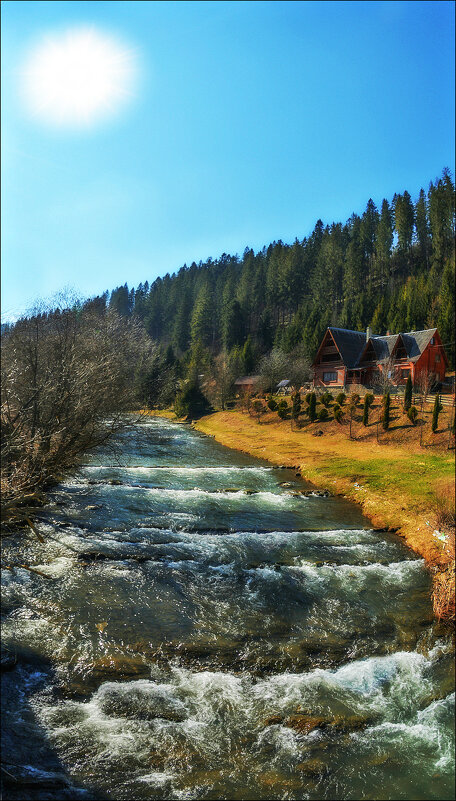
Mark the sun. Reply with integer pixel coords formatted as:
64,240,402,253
21,27,138,129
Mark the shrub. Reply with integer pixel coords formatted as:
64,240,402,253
267,396,278,411
364,392,374,407
407,405,418,425
277,400,289,420
334,406,344,423
305,392,313,404
251,399,265,423
382,392,391,430
318,407,329,421
336,392,346,405
431,394,443,433
320,391,333,407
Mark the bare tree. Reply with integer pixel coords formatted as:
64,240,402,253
258,348,311,394
1,302,154,527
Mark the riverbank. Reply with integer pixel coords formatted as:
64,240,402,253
141,408,455,620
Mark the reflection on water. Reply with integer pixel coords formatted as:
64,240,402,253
2,418,454,800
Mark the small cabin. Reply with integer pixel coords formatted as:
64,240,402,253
234,375,260,395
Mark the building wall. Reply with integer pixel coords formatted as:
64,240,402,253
314,366,346,387
414,343,447,383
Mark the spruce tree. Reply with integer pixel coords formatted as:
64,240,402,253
362,394,370,426
404,375,413,412
242,336,255,374
431,394,443,433
308,392,317,422
292,391,301,421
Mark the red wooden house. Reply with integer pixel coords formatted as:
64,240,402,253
313,327,448,389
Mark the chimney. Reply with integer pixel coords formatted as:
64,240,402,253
366,326,372,341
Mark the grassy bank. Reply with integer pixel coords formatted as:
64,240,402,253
141,406,455,620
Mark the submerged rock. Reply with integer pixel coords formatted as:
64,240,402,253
296,758,329,777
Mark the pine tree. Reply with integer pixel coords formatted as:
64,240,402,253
242,336,255,374
292,391,301,421
403,375,413,411
415,188,431,268
432,394,443,433
190,282,213,349
382,392,391,430
308,392,317,422
394,191,415,255
375,199,393,286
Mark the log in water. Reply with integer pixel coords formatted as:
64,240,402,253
1,417,454,800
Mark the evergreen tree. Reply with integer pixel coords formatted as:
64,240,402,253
291,391,301,421
362,394,370,426
242,336,255,374
375,199,393,286
415,188,431,268
190,282,213,349
431,394,443,433
222,299,244,351
308,392,317,422
394,191,415,255
403,374,413,411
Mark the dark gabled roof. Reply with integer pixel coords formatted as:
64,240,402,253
316,327,442,369
401,328,438,361
369,334,399,361
234,375,260,385
327,328,368,368
368,329,438,364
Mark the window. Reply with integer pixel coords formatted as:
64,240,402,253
430,336,435,344
323,371,337,382
435,354,441,363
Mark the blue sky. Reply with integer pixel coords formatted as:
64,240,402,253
1,0,454,321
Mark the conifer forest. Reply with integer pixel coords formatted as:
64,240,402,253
106,169,454,383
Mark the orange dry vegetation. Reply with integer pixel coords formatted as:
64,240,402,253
194,406,455,621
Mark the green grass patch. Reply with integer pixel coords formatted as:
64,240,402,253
320,453,454,505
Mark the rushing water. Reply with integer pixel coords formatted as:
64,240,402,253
1,418,454,800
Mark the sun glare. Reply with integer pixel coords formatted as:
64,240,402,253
21,27,138,129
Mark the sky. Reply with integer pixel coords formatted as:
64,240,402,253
1,0,455,321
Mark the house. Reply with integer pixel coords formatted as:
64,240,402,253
234,376,260,395
313,327,448,389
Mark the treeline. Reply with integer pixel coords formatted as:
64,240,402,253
99,168,454,373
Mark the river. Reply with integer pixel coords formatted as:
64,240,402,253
1,417,454,800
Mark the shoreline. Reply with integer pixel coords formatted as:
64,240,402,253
141,408,455,621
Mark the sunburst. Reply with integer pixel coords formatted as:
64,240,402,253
21,26,138,129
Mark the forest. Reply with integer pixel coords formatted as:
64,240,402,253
103,167,455,394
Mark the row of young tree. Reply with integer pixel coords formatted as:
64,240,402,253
100,168,454,377
254,381,449,441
